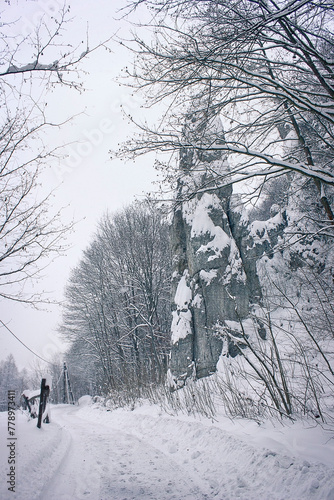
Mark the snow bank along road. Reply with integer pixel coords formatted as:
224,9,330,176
1,400,334,499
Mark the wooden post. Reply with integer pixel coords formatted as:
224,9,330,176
22,395,31,415
63,362,67,404
67,370,75,405
37,378,50,429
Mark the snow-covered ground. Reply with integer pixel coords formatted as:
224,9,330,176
1,399,334,500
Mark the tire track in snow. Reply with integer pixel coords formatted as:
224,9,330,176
44,405,208,500
93,409,334,500
17,420,72,500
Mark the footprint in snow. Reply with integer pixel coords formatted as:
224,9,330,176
168,444,178,454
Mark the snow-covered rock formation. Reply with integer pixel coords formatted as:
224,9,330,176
169,112,286,384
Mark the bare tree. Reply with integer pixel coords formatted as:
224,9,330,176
119,0,334,222
60,201,171,397
0,2,111,303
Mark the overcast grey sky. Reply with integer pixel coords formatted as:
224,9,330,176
0,0,159,371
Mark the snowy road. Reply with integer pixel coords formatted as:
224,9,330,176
1,400,334,499
43,405,207,500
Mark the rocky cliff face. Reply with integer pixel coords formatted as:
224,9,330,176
169,114,287,385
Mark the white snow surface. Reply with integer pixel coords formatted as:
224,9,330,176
199,269,218,285
1,402,334,500
249,212,284,243
171,271,193,343
173,272,192,308
184,194,227,237
171,308,192,343
21,389,40,400
197,227,230,260
186,193,231,261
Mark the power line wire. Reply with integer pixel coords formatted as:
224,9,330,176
0,319,54,366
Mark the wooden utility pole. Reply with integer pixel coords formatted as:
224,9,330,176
63,362,66,404
63,362,75,405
